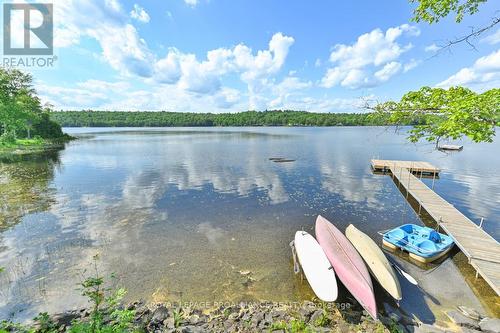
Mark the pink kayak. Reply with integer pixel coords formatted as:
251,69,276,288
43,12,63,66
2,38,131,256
315,215,377,319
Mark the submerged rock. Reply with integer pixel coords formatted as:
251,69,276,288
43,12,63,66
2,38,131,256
51,311,80,328
269,157,296,163
413,323,449,333
151,305,170,323
447,310,480,330
457,306,482,321
479,317,500,333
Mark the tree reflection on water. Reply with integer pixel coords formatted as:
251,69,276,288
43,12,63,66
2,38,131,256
0,149,63,229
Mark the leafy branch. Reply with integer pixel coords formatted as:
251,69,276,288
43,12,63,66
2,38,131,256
368,86,500,148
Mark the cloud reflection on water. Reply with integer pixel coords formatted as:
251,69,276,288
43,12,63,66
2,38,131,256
0,128,497,322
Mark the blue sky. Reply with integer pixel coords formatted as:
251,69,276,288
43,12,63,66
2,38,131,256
8,0,500,112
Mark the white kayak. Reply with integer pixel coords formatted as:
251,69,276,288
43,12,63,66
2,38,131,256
294,231,338,302
345,224,402,301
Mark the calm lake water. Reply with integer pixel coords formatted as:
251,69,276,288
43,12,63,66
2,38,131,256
1,127,498,323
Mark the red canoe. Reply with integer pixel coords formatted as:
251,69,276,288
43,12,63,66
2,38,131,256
315,215,377,319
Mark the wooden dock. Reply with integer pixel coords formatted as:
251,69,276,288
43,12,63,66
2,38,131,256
372,159,500,295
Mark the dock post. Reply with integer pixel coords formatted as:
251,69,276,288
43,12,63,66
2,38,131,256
398,167,402,189
418,200,422,215
479,218,484,229
406,166,411,199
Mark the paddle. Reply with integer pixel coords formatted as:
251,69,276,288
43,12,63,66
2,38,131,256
386,256,418,286
289,240,300,274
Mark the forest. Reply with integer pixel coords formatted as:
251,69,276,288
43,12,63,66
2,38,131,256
50,110,420,127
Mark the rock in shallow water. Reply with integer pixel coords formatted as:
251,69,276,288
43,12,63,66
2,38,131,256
413,323,449,333
446,310,480,330
151,305,169,323
457,306,482,321
479,317,500,333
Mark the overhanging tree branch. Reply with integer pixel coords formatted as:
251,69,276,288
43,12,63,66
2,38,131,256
432,16,500,54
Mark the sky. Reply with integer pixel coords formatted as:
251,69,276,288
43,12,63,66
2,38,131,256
3,0,500,112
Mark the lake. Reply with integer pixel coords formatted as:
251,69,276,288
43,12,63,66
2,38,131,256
0,127,498,323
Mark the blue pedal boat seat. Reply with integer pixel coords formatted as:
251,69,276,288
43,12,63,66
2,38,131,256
382,224,454,263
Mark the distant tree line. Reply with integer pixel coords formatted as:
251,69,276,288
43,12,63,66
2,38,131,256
50,110,428,127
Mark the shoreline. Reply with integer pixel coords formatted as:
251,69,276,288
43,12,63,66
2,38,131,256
0,137,74,158
13,300,401,333
10,299,497,333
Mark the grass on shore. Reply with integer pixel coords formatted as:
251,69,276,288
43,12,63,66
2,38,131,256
0,138,46,148
0,136,73,155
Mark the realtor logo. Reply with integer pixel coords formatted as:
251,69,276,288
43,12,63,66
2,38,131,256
3,3,53,55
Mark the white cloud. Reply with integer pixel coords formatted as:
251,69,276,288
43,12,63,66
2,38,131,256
29,0,373,113
184,0,198,7
148,32,293,99
37,79,246,112
213,88,242,109
177,54,223,94
374,62,402,82
437,50,500,90
153,50,182,84
321,24,418,89
46,0,153,77
49,1,290,90
76,79,131,92
37,85,109,108
19,1,298,111
269,95,371,113
130,4,150,23
403,59,420,72
268,76,312,108
480,29,500,45
90,23,154,77
424,43,440,52
38,75,371,114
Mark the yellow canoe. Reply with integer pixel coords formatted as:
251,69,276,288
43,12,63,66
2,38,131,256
346,224,402,301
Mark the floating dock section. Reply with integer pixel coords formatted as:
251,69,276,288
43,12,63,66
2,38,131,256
371,159,500,295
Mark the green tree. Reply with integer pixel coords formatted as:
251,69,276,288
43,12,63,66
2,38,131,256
409,0,499,49
370,86,499,147
0,68,38,136
410,0,488,23
0,68,64,140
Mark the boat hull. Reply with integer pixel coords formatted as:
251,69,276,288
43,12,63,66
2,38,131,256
315,215,377,319
294,231,338,302
382,240,454,263
346,224,402,300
